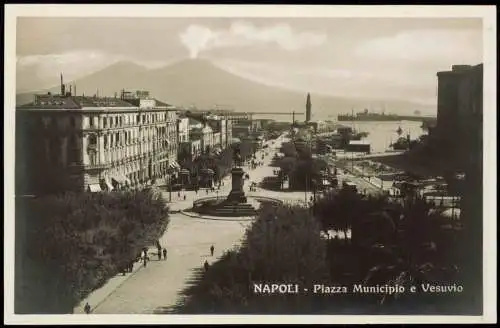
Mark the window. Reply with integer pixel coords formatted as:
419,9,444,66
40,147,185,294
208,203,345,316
137,114,140,124
70,116,76,128
103,117,107,128
88,134,97,147
89,116,94,127
104,135,108,149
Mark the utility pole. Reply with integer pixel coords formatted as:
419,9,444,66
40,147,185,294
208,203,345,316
305,173,308,205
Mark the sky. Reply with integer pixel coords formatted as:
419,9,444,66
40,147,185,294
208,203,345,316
16,17,483,105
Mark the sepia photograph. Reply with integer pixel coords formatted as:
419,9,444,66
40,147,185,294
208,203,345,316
4,4,497,325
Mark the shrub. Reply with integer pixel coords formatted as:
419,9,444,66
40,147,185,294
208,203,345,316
22,189,170,312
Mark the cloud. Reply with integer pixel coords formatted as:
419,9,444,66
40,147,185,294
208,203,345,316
354,29,482,63
213,58,438,105
17,50,121,82
179,21,327,59
16,50,171,91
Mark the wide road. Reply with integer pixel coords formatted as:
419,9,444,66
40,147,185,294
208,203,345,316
93,135,304,314
91,134,354,314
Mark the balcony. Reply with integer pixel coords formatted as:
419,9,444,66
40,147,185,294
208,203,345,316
70,162,111,171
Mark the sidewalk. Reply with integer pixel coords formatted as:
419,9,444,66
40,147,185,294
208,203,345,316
73,245,160,314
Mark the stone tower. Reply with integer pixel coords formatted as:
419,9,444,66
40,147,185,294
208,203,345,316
306,93,311,122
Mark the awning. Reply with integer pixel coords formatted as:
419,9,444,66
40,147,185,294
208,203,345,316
179,169,190,174
105,177,114,191
112,174,129,185
169,161,180,170
88,184,102,192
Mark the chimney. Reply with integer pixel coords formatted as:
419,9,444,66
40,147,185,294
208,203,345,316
60,73,65,96
305,92,312,122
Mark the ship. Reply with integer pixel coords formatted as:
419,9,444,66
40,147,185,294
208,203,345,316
338,108,436,123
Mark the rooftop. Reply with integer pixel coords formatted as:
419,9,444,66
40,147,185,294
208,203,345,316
17,93,174,111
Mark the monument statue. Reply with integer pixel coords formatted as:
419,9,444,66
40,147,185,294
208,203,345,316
233,144,243,167
227,143,246,203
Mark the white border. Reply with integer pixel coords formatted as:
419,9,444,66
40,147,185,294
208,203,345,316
4,4,497,325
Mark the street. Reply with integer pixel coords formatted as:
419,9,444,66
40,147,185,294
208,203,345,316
87,134,382,314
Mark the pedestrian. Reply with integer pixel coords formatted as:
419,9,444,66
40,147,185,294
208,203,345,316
183,194,187,201
210,245,214,256
84,302,91,314
177,191,181,198
157,249,162,261
204,260,209,272
143,254,148,267
163,248,167,260
195,188,198,195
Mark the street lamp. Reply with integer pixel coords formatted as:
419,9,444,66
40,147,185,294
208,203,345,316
166,174,172,202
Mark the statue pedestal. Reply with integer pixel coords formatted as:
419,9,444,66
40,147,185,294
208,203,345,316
226,167,247,203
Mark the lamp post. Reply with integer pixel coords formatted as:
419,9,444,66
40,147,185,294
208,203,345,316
167,174,172,202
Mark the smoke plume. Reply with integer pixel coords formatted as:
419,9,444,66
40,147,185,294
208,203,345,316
179,21,327,59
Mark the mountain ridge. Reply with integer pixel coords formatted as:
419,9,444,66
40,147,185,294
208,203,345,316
16,59,435,117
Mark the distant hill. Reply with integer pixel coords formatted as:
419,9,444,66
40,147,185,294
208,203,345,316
16,59,434,118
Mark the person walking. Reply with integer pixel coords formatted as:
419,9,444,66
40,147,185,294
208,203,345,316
163,248,167,260
84,302,91,314
204,260,209,272
210,245,214,257
129,260,134,272
177,191,181,198
157,248,162,261
183,194,187,201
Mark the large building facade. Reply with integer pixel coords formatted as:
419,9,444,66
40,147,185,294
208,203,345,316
435,64,483,168
16,90,179,195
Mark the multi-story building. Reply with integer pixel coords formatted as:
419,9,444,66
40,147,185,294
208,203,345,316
16,86,179,195
177,117,190,143
435,64,483,168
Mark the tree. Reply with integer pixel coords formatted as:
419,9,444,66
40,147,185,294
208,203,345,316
23,189,170,312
